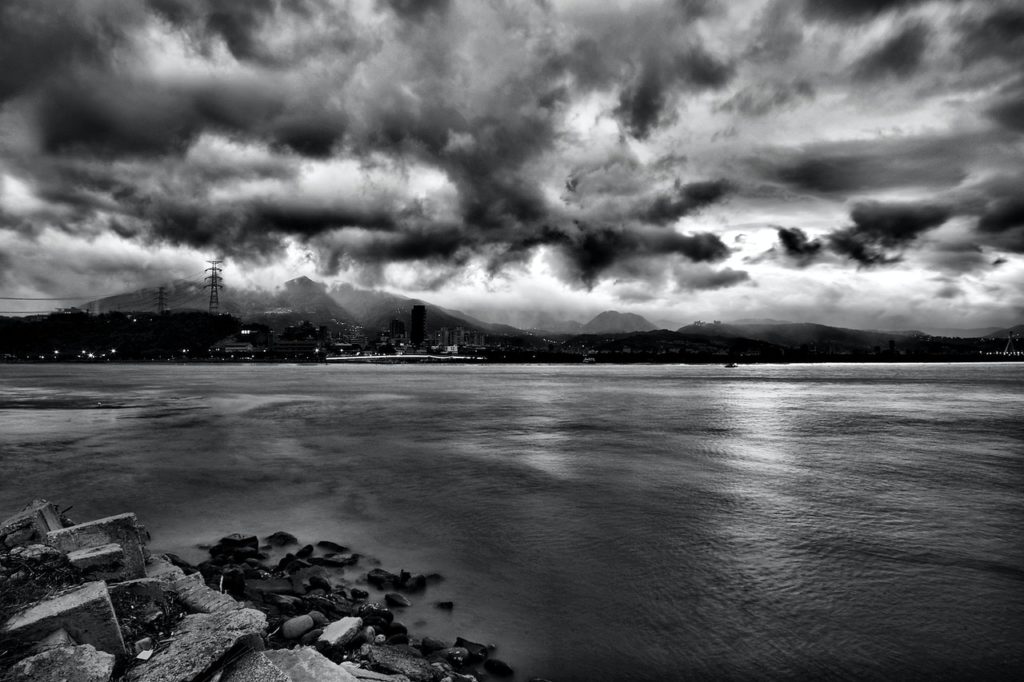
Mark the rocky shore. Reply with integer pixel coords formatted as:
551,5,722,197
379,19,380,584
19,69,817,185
0,500,547,682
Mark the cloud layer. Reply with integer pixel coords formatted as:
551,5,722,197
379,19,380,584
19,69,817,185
1,0,1023,328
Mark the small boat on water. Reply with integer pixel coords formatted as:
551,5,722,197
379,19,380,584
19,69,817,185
724,362,738,368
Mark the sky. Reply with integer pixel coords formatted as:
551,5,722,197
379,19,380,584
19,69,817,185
1,0,1023,331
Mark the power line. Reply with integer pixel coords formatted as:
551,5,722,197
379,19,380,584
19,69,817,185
205,260,223,315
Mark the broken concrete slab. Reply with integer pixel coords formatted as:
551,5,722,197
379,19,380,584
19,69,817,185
46,513,146,580
266,647,361,682
35,627,76,652
10,643,116,682
1,499,64,547
67,543,128,582
126,608,267,682
169,572,242,614
316,616,363,660
2,581,126,655
218,649,291,682
144,554,187,583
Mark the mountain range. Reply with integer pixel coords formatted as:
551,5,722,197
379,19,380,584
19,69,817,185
80,277,1021,349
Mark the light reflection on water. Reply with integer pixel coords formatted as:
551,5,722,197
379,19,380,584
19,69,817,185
1,363,1023,681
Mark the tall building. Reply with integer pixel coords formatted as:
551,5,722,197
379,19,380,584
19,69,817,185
411,304,426,346
389,319,406,339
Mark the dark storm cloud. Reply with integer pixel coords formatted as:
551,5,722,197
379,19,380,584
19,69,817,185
756,135,972,195
378,0,451,20
803,0,956,23
147,0,278,63
956,6,1024,64
640,179,732,225
828,200,951,265
34,72,346,158
778,227,823,262
541,223,731,288
851,22,930,81
0,0,138,103
986,79,1024,134
615,47,734,139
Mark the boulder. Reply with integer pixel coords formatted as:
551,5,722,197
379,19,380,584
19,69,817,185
10,643,115,682
281,614,315,639
266,531,299,547
126,608,266,682
364,645,436,682
2,581,126,655
483,659,514,676
367,568,399,587
316,540,348,553
218,534,259,551
295,544,315,559
266,647,361,682
419,637,449,654
385,593,411,608
453,637,488,663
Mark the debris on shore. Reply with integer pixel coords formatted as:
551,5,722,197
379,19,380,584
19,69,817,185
1,500,543,682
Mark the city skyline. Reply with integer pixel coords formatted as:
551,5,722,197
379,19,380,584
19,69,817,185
1,0,1023,330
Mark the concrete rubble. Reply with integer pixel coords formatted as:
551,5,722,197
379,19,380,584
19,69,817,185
0,499,531,681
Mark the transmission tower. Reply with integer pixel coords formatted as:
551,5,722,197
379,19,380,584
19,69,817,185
1005,334,1018,355
156,286,168,315
204,260,223,315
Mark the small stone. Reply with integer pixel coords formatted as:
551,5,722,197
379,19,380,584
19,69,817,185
385,593,411,607
316,616,364,659
367,568,399,587
439,647,469,666
296,544,315,559
350,588,369,600
454,637,488,663
282,614,315,639
434,601,454,610
387,633,409,645
374,634,387,644
316,540,347,553
309,610,329,627
219,533,259,550
420,637,449,653
484,659,514,676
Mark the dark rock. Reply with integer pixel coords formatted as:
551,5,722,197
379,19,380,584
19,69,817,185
350,588,369,601
387,633,410,645
385,593,411,608
219,533,259,550
276,553,296,571
316,540,347,553
284,558,311,574
246,578,295,596
484,659,514,676
367,568,400,587
435,601,454,610
436,646,469,666
295,544,314,559
308,575,332,593
309,556,349,568
400,573,427,592
399,569,411,585
387,621,408,637
263,593,304,612
222,567,246,599
266,531,299,546
420,636,449,653
455,637,488,663
308,610,329,627
425,572,444,583
300,627,324,646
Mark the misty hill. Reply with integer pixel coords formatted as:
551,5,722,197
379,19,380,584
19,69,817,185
581,311,658,334
675,321,919,352
987,324,1024,339
220,277,356,330
85,281,207,315
328,283,520,336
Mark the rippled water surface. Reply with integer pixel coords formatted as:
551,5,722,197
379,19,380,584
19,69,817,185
2,363,1023,680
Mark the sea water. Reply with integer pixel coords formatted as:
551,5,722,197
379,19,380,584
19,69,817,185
1,363,1022,680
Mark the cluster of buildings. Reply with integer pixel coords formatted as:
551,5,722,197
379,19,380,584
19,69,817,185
209,304,492,359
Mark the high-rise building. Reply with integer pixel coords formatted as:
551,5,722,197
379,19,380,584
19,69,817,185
389,319,406,339
411,304,426,346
